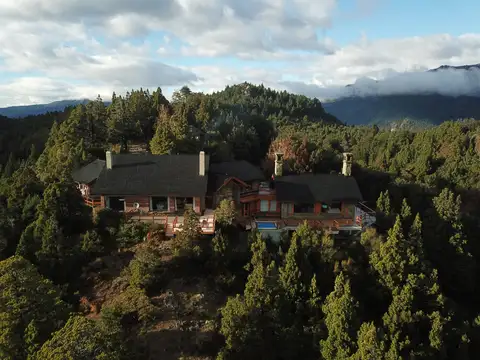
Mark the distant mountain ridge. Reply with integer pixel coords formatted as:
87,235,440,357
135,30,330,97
323,94,480,127
0,99,93,118
429,64,480,72
324,63,480,126
3,63,480,126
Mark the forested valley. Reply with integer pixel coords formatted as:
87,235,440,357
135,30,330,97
1,82,480,359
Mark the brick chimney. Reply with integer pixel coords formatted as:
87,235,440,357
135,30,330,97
274,153,284,177
106,151,113,170
342,152,352,176
199,151,206,176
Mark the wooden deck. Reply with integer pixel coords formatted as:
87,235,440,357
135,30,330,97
125,209,216,236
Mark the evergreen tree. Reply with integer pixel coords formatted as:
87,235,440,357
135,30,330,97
353,322,385,360
279,236,305,302
429,188,476,298
370,216,410,291
107,95,141,151
34,315,126,360
174,208,201,257
376,190,391,216
219,232,281,359
320,272,359,360
0,256,70,360
2,153,15,178
21,182,92,281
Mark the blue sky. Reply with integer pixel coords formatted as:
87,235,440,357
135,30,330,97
0,0,479,106
332,0,480,44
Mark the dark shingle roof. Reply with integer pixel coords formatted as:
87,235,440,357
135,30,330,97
209,160,264,182
275,174,363,203
72,159,106,184
208,160,265,193
90,153,208,196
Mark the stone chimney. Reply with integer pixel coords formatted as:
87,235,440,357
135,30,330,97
342,152,352,176
106,151,113,170
274,153,284,177
199,151,206,176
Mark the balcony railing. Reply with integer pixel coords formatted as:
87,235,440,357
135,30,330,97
84,197,102,207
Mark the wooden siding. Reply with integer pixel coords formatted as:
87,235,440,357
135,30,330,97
168,197,176,212
243,200,358,220
194,197,201,213
215,182,243,207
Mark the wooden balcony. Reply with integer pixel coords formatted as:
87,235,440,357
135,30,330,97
125,209,216,236
84,197,102,207
240,182,276,202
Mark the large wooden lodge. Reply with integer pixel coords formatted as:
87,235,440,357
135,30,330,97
73,151,375,239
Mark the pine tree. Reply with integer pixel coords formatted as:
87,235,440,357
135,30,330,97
219,232,281,359
0,256,70,360
407,213,427,271
370,216,410,291
376,190,391,216
174,208,201,257
35,107,88,182
430,188,476,298
150,122,174,155
2,153,15,178
400,198,412,220
353,322,385,360
279,235,306,302
320,272,359,360
244,232,277,308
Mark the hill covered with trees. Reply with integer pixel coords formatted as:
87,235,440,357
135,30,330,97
0,83,480,359
323,93,480,127
0,99,95,118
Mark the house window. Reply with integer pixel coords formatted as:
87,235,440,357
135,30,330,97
260,200,269,212
328,201,342,214
286,203,294,214
294,203,315,213
269,200,277,212
151,196,168,211
107,196,125,212
176,197,193,212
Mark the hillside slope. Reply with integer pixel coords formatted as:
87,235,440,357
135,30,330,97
210,82,340,125
0,99,92,118
324,94,480,126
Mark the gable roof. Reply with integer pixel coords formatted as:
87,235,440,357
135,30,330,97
275,173,363,203
209,160,264,182
90,153,209,197
72,159,106,184
208,160,265,193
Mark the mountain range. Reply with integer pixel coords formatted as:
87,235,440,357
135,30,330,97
0,99,92,118
1,64,480,125
323,64,480,126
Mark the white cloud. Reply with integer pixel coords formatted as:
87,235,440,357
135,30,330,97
0,0,480,107
279,33,480,99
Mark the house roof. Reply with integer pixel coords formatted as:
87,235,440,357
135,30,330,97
208,160,265,193
209,160,264,182
90,153,209,197
72,159,106,184
275,173,363,203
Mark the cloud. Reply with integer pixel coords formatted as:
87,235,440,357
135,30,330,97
0,1,480,107
0,0,337,56
278,34,480,99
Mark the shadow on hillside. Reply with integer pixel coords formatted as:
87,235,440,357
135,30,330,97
145,328,222,360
